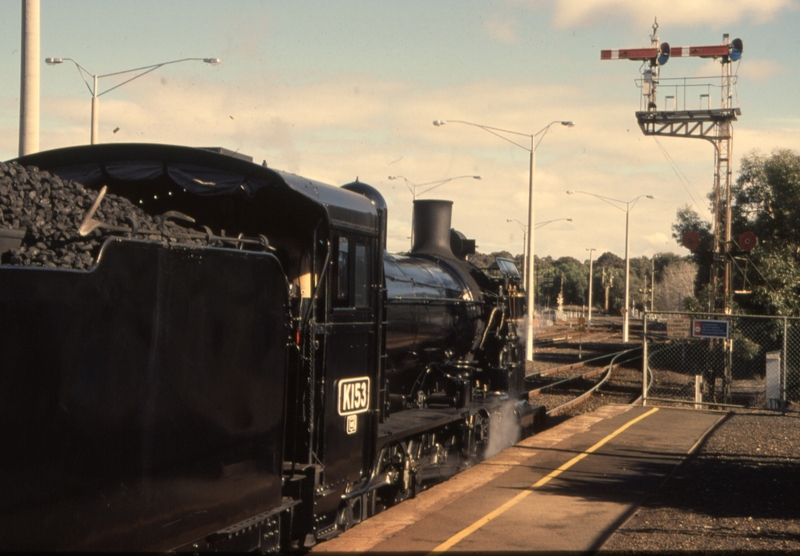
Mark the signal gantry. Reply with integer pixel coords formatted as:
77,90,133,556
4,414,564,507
602,19,744,313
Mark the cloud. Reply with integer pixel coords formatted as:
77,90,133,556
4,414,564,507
738,58,786,82
25,72,706,259
482,13,519,44
21,58,800,261
549,0,796,28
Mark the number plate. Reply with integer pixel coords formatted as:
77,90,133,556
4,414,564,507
338,377,370,416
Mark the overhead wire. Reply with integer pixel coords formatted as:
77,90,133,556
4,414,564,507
652,137,714,222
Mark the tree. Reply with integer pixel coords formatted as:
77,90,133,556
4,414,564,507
673,148,800,316
552,256,588,306
672,204,714,293
653,259,697,311
653,252,685,277
596,251,624,270
469,250,515,269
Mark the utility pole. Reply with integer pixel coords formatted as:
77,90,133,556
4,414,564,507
586,248,596,324
602,267,614,312
651,259,655,311
19,0,40,156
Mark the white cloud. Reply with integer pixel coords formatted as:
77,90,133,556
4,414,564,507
737,58,786,82
550,0,796,28
12,56,796,261
482,13,519,43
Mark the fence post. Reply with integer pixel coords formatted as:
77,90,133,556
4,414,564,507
642,311,648,405
783,317,788,415
724,316,733,404
695,375,703,409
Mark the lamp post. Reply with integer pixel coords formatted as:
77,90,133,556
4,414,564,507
44,56,221,144
434,119,574,362
566,191,654,342
586,247,596,324
388,174,481,248
535,218,573,230
507,217,572,312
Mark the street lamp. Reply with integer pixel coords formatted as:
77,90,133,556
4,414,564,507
586,247,596,324
388,174,481,201
434,118,574,362
566,191,654,342
508,217,572,309
535,217,572,230
44,56,221,144
388,174,481,248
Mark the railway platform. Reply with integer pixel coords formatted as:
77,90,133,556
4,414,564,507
313,404,726,553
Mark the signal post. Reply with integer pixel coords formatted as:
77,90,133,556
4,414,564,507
601,20,744,314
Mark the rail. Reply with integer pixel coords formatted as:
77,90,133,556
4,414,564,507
526,347,642,416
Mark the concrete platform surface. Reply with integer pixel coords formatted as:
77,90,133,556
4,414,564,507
313,404,726,553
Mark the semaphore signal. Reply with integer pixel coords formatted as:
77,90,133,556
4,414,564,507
601,19,744,314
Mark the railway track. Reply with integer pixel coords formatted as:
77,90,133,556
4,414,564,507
526,345,645,419
533,324,620,351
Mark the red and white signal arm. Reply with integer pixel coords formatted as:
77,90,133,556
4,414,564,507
338,377,370,416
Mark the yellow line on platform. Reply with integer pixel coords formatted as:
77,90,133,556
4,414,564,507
428,407,660,554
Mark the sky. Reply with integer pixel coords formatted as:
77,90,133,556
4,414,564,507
2,0,800,261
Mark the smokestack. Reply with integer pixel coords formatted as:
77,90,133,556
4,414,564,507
411,199,455,258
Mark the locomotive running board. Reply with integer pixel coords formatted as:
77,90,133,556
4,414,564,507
377,407,469,450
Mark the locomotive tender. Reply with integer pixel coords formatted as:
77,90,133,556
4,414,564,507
0,144,544,552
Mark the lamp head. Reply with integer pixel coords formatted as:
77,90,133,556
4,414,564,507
203,58,221,65
566,218,573,221
473,175,481,180
566,190,575,195
45,57,63,65
646,195,654,199
561,121,575,127
432,120,446,126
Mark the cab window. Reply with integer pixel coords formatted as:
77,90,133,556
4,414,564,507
334,236,371,309
354,243,369,308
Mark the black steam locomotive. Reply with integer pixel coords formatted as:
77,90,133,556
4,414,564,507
0,143,543,552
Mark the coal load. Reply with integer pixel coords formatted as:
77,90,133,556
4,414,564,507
0,161,205,270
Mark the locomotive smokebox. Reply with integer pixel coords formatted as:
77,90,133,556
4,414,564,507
411,199,455,258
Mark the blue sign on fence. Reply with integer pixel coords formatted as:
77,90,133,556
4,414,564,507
691,319,729,339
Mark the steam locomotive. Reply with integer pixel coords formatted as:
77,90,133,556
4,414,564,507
0,143,544,552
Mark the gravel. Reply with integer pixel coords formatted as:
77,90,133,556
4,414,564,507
601,409,800,552
528,329,800,552
0,161,206,269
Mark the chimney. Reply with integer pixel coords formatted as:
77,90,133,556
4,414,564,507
411,199,455,258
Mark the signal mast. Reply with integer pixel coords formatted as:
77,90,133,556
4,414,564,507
601,20,744,313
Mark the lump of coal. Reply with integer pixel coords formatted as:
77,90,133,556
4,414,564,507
0,161,205,269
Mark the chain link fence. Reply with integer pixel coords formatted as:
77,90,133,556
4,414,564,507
643,311,800,412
